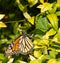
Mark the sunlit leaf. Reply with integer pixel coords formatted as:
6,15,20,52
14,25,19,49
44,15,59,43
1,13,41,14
57,0,60,3
56,11,60,16
34,45,42,49
0,61,2,63
34,50,41,58
49,3,57,14
33,35,49,46
49,50,58,58
56,0,60,8
53,28,60,42
30,59,42,63
0,21,7,28
39,0,44,3
46,28,56,36
0,14,5,20
29,55,36,60
28,0,38,7
28,16,35,25
33,39,39,45
19,61,27,63
16,0,25,12
0,54,5,60
7,58,14,63
23,12,31,19
56,4,60,8
47,14,58,31
37,2,53,12
44,55,53,59
47,59,57,63
42,35,49,45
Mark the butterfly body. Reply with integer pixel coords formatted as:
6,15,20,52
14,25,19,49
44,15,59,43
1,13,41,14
5,34,33,56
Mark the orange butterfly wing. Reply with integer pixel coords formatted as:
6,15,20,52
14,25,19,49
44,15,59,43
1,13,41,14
5,35,33,56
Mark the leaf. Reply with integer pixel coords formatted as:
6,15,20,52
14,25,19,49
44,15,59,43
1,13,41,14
0,21,7,28
45,55,53,59
34,50,41,58
8,13,15,19
0,14,5,20
53,28,60,42
7,58,14,63
56,0,60,8
49,50,58,58
28,0,38,7
27,16,35,25
23,12,31,19
30,59,42,63
49,3,57,14
41,35,49,45
0,54,5,60
47,59,57,63
23,12,35,25
36,16,50,32
29,55,36,60
19,61,27,63
56,11,60,16
39,0,44,4
57,0,60,3
46,28,56,36
16,0,24,12
34,29,45,38
37,2,53,12
47,14,58,31
0,61,2,63
33,35,49,46
13,22,19,34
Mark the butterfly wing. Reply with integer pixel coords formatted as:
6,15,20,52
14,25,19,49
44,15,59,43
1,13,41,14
18,36,33,55
5,35,33,56
5,36,22,56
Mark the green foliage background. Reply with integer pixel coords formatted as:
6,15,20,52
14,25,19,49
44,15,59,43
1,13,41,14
0,0,60,63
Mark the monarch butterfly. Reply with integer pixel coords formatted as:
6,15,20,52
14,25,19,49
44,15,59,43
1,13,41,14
5,33,33,56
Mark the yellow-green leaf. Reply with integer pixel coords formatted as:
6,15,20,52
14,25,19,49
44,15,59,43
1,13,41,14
23,12,31,19
30,59,42,63
47,14,58,31
29,55,36,60
56,11,60,16
39,0,44,4
46,28,56,36
23,12,34,25
0,21,7,28
42,35,49,45
34,50,41,58
33,39,40,45
28,0,38,7
16,0,24,12
0,14,5,20
47,59,57,63
53,28,60,42
37,2,53,12
56,0,60,8
7,58,14,63
0,53,5,60
28,16,35,25
0,61,2,63
57,0,60,3
33,35,49,46
19,61,27,63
